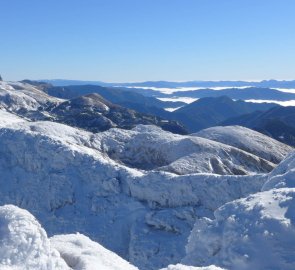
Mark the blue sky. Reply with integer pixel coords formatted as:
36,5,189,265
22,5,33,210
1,0,295,82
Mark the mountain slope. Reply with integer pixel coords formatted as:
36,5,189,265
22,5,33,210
95,125,280,175
222,106,295,146
0,80,63,113
0,81,187,135
194,126,293,164
50,93,187,134
170,96,277,132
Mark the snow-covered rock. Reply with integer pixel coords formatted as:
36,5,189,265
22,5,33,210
0,204,68,270
194,125,293,164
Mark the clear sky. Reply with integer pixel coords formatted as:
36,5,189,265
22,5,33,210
1,0,295,82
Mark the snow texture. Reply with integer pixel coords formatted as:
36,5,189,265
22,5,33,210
0,204,139,270
0,204,68,270
51,234,138,270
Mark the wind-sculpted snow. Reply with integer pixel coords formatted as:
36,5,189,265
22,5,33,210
0,205,68,270
262,151,295,191
0,116,268,269
0,204,139,270
94,125,275,175
195,125,293,164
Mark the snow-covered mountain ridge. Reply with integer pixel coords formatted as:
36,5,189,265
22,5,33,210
1,118,295,269
0,80,295,269
0,81,186,134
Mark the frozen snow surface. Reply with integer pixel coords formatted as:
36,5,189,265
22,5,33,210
51,234,138,270
94,125,278,175
195,125,293,164
0,81,295,270
0,204,138,270
0,204,68,270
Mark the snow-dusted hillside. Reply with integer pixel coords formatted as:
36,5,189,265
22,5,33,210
0,112,269,269
0,109,26,127
194,125,293,164
0,81,63,113
0,205,138,270
94,125,277,175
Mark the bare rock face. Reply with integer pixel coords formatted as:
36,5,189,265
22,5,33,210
0,75,2,81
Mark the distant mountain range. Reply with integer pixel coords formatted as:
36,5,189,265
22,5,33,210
29,82,280,133
168,87,295,101
39,79,295,89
